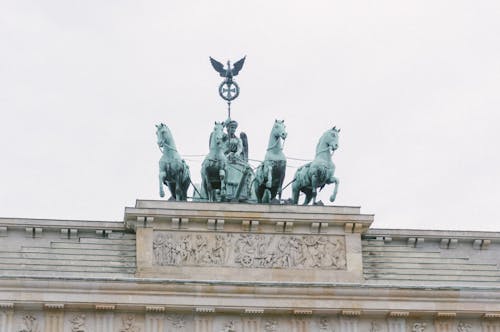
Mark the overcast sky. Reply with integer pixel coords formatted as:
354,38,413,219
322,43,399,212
1,0,499,231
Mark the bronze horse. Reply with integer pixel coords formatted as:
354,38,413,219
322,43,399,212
254,120,287,203
292,127,340,205
156,123,191,200
201,122,227,201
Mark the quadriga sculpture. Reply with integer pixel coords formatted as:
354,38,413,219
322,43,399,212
292,127,340,205
254,120,287,203
156,123,191,201
201,122,227,201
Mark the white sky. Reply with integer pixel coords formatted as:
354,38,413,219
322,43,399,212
1,0,499,231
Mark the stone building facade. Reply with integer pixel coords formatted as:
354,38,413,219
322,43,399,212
0,200,499,331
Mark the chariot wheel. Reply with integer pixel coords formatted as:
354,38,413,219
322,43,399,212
240,255,254,267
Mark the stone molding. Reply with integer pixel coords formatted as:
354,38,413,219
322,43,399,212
124,201,374,233
1,309,497,332
366,228,500,244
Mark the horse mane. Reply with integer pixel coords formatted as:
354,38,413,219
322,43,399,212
315,129,331,155
160,125,177,150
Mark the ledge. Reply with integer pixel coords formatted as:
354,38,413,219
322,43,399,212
125,200,374,232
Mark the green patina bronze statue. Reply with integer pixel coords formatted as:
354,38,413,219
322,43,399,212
156,123,191,201
198,119,254,202
209,56,246,119
155,57,342,205
220,118,253,201
292,127,340,205
254,120,287,203
201,122,227,202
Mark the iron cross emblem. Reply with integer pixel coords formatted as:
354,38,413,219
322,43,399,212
209,56,246,117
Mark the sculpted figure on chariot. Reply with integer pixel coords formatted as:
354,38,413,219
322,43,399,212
222,118,248,163
220,118,252,201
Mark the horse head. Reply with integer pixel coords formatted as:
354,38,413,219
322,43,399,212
273,119,287,140
316,126,340,155
209,121,225,150
156,123,167,148
156,123,175,150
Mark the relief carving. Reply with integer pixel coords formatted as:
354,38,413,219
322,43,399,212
370,321,380,332
412,322,426,332
70,314,86,332
18,314,39,332
457,321,472,332
153,232,346,270
119,315,140,332
220,320,237,332
167,314,186,329
319,317,334,331
264,319,278,331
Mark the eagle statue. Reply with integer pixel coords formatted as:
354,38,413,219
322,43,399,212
209,56,246,80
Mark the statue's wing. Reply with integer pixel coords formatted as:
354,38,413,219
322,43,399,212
240,132,249,162
231,56,246,76
209,57,227,77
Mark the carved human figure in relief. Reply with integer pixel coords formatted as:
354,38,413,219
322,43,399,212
167,314,186,329
457,321,472,332
194,234,209,263
319,317,334,331
264,320,278,332
210,234,227,264
119,315,140,332
220,320,237,332
370,321,380,332
18,314,39,332
70,314,86,332
412,322,426,332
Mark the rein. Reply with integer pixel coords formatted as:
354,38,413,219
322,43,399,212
266,134,286,151
158,130,178,154
315,145,335,157
158,141,178,154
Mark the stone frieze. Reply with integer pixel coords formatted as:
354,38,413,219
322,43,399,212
153,231,346,269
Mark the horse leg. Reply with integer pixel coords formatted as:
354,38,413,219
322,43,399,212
263,188,271,203
219,169,226,201
173,167,185,201
277,168,286,201
175,178,184,201
181,175,190,201
303,191,313,205
179,175,186,201
329,176,339,202
262,164,272,203
201,169,210,201
159,170,166,198
311,174,318,205
254,181,263,203
266,164,272,189
292,181,300,204
168,182,176,200
206,181,213,202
